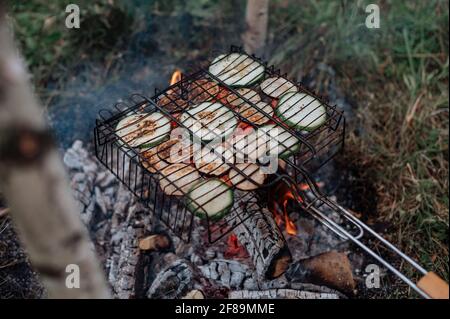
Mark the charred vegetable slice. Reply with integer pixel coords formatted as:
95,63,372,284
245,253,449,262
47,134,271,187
238,101,274,125
229,129,267,162
157,139,193,164
226,88,261,108
140,146,168,173
187,178,233,221
188,79,221,103
115,112,171,148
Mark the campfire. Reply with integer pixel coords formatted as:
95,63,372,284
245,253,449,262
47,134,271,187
90,46,447,299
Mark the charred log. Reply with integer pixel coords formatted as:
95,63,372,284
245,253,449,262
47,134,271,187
230,191,292,280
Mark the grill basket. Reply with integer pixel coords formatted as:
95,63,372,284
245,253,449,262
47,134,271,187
94,46,345,242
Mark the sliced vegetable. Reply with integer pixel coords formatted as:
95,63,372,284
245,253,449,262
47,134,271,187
115,112,171,148
159,163,201,196
260,76,298,98
209,53,265,87
188,79,221,103
228,163,266,190
157,139,193,164
257,124,300,159
180,102,238,142
226,88,261,108
276,92,327,131
238,101,274,125
157,90,189,112
187,178,233,221
194,144,235,175
140,146,168,173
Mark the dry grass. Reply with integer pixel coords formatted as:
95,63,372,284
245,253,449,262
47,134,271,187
270,0,449,296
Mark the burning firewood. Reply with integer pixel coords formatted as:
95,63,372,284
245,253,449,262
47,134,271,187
230,191,292,280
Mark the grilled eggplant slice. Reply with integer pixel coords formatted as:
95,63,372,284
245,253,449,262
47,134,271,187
228,163,266,190
159,163,201,196
115,112,171,148
226,88,261,108
188,79,221,103
238,101,274,125
140,146,168,173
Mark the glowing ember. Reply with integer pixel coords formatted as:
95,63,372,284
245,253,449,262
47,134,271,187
298,183,310,191
170,70,182,86
225,233,248,259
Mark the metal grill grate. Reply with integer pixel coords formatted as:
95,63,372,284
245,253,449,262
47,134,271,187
94,46,345,242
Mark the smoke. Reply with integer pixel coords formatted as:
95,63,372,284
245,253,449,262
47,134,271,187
46,3,242,149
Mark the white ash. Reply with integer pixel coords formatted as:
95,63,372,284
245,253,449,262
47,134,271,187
147,259,194,299
198,259,257,290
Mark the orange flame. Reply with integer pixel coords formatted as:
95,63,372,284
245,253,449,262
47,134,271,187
170,70,182,86
269,182,303,236
282,191,298,235
267,182,319,236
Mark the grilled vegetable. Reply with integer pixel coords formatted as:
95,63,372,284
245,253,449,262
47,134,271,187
260,76,298,98
228,163,266,190
258,124,300,159
194,144,235,175
188,79,221,103
140,146,168,173
159,163,201,196
209,53,265,87
180,102,238,142
115,112,171,148
276,92,327,131
226,88,261,108
157,139,193,164
238,101,274,125
187,178,233,221
156,90,189,112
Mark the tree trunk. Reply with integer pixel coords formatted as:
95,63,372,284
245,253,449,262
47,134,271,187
242,0,269,55
0,8,109,298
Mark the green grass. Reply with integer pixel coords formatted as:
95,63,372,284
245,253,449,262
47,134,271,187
270,0,449,296
9,0,133,89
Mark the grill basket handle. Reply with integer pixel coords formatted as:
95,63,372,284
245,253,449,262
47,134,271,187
417,272,449,299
